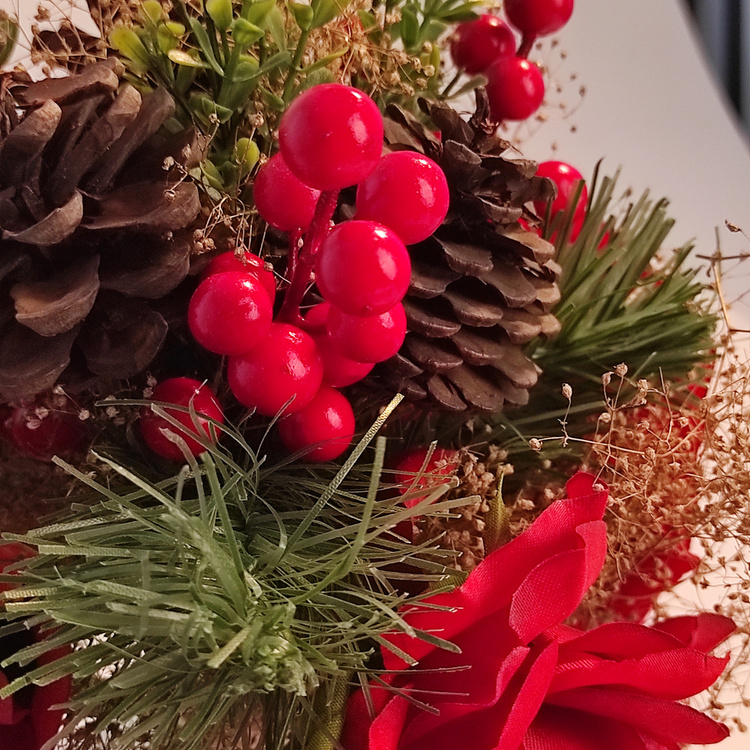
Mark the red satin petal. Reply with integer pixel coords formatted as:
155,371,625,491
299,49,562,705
558,622,683,660
545,687,730,745
549,649,729,700
523,705,647,750
509,542,604,643
652,614,736,652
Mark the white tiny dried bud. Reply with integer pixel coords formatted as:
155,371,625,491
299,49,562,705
422,64,435,77
597,411,612,424
164,189,176,203
106,406,119,419
601,371,612,387
561,383,573,400
163,156,175,170
78,409,91,421
143,388,154,399
52,384,66,395
26,417,42,431
529,438,543,452
34,406,50,420
147,374,157,388
615,362,628,378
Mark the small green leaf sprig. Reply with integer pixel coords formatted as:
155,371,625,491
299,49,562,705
108,0,487,195
0,397,471,750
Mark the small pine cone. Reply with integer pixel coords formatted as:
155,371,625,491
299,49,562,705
376,91,561,413
0,60,204,401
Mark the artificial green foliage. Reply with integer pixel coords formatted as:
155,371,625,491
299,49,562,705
483,169,717,457
107,0,484,193
0,399,470,750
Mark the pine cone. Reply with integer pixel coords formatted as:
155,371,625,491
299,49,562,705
375,92,561,413
0,60,203,401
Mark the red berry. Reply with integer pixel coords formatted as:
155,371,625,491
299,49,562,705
139,377,224,462
303,301,332,334
314,333,374,387
450,15,516,74
279,84,384,190
505,0,574,38
355,151,450,245
486,57,545,121
533,160,587,228
4,400,89,461
327,303,406,363
227,322,323,416
278,386,355,462
394,448,460,508
253,153,322,232
316,221,411,316
201,250,276,302
188,271,273,355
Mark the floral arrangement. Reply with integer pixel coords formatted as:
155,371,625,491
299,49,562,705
0,1,747,749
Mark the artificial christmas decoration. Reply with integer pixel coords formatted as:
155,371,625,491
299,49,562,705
375,92,560,412
0,2,747,750
0,59,201,401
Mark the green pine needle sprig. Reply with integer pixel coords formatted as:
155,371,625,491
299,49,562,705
486,167,717,457
0,397,470,750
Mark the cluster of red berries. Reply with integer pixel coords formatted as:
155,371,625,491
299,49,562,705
451,0,574,123
141,83,449,464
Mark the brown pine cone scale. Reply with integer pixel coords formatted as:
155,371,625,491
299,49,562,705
374,93,561,414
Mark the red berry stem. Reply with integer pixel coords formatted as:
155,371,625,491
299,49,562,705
279,189,340,327
517,34,537,58
286,227,303,289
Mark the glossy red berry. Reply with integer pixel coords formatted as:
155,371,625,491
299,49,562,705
327,302,406,363
140,377,224,462
450,15,516,74
314,333,374,387
279,84,384,190
486,56,545,122
394,447,460,508
188,271,273,355
227,322,323,416
253,153,322,232
4,401,89,461
316,221,411,316
278,386,355,462
505,0,574,38
201,250,276,302
355,152,450,245
303,301,332,334
533,160,587,226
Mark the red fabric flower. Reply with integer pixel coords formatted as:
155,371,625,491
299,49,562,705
342,473,734,750
0,543,72,750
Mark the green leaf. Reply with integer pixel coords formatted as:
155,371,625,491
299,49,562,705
241,0,276,27
398,5,420,50
167,49,211,68
357,10,379,34
232,18,265,49
300,48,347,76
289,2,315,31
206,0,233,31
311,0,354,29
187,16,224,74
110,27,151,68
139,0,164,25
190,94,234,124
266,4,288,51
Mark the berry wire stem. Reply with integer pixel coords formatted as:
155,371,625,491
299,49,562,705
278,189,339,327
517,34,537,59
286,228,303,286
